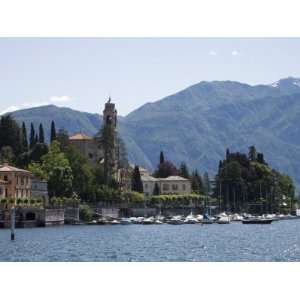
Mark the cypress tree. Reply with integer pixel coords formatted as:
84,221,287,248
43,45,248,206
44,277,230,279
131,165,143,193
203,172,211,195
50,121,57,142
21,122,28,152
29,123,36,149
35,133,38,144
160,151,165,164
179,162,190,179
226,148,230,161
191,169,203,194
39,123,45,143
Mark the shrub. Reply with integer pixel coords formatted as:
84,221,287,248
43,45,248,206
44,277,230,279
79,204,92,222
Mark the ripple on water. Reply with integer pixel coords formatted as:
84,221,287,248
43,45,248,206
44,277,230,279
1,220,300,261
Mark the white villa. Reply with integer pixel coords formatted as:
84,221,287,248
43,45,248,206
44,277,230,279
141,174,191,196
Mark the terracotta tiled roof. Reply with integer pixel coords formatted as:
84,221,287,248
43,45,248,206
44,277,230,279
69,133,93,141
0,164,31,174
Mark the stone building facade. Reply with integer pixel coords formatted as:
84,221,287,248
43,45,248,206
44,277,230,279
0,163,32,201
0,179,6,199
142,175,192,196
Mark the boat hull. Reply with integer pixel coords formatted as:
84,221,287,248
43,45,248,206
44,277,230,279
242,219,273,224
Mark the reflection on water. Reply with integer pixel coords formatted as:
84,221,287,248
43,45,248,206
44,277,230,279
1,220,300,262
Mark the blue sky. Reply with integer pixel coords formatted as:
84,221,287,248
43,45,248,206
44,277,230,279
0,38,300,116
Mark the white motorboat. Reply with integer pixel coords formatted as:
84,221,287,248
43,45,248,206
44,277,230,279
129,217,138,223
184,213,199,224
143,216,155,225
110,219,121,225
120,218,132,225
167,215,184,225
196,214,203,222
134,217,145,224
231,213,243,222
217,213,230,224
155,220,163,224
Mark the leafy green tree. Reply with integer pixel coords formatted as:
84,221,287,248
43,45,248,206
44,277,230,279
178,162,190,179
50,121,57,142
29,143,49,163
131,165,143,193
64,145,94,200
29,141,73,197
79,204,92,222
0,146,15,163
28,162,46,179
0,115,23,156
56,129,69,152
48,166,73,198
122,191,144,203
216,147,296,214
38,123,45,143
95,185,120,202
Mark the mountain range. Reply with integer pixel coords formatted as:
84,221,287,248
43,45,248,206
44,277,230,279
9,77,300,190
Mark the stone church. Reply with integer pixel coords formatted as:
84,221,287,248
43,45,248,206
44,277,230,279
69,98,118,171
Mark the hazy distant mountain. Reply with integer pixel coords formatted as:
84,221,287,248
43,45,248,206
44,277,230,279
10,77,300,189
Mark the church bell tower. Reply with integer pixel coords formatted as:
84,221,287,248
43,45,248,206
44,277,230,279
103,97,117,129
102,97,118,176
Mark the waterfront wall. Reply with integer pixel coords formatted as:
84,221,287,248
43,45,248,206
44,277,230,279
44,208,64,226
0,207,65,228
64,207,79,224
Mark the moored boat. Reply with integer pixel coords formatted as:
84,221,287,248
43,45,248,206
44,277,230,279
201,213,213,224
242,218,273,224
184,213,199,224
143,217,155,225
120,218,132,225
217,213,230,224
167,215,184,225
110,219,121,225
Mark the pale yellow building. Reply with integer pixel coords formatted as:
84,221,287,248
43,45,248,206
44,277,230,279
141,175,191,196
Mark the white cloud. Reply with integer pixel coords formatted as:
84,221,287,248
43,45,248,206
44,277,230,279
231,50,238,56
209,50,217,56
0,106,19,115
50,96,71,103
0,96,72,115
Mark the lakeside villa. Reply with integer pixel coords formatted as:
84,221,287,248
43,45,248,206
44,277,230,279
141,174,191,196
0,163,32,200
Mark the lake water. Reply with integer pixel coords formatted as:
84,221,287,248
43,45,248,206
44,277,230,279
1,220,300,261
